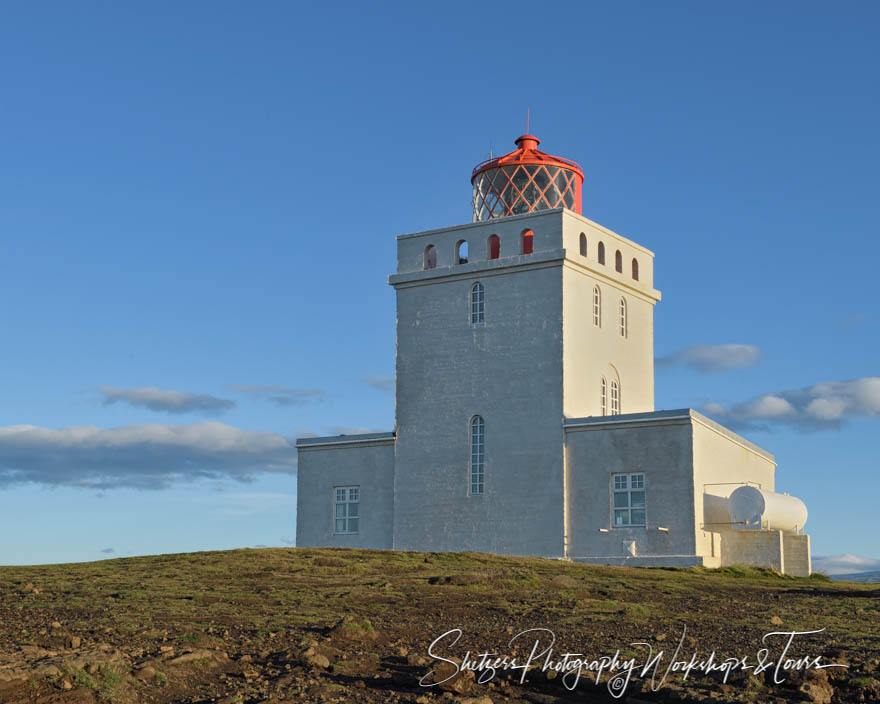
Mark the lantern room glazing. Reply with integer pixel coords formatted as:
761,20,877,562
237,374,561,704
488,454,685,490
471,134,584,222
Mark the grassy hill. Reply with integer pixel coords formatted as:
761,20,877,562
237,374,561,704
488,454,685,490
0,548,878,703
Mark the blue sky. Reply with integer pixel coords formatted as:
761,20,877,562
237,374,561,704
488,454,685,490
1,1,878,569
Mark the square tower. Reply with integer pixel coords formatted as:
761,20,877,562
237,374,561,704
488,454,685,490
388,208,660,556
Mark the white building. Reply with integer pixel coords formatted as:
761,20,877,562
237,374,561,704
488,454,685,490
296,134,811,576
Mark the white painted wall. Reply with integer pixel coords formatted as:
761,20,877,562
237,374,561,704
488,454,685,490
391,254,566,556
293,209,807,575
295,434,394,549
564,412,698,559
691,414,776,557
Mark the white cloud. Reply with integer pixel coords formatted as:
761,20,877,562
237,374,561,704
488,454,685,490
330,426,389,436
703,377,880,431
227,384,325,406
363,375,394,392
656,344,760,373
812,554,880,576
98,386,235,415
0,422,296,489
742,395,796,419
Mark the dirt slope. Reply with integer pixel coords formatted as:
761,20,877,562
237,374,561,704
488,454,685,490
0,548,878,703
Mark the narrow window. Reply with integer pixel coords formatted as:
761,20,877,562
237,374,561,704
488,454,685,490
631,258,639,281
333,486,360,534
521,229,534,255
611,380,620,415
593,285,601,327
598,241,605,265
619,297,627,338
455,240,468,264
600,377,607,416
470,416,485,495
615,250,623,273
488,234,500,260
470,282,484,325
612,473,646,527
424,245,437,270
579,233,587,257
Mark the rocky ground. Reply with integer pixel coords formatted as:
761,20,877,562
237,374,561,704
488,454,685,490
0,548,878,703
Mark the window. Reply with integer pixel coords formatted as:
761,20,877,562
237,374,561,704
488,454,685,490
593,286,601,327
521,229,534,255
470,415,484,495
598,241,605,265
619,297,627,338
334,486,360,534
615,250,623,273
610,380,620,415
600,377,607,416
632,258,639,281
612,474,645,527
455,240,468,265
488,234,500,260
579,233,587,257
424,245,437,270
470,282,484,325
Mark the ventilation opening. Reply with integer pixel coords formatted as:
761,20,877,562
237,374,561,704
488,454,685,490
488,235,500,260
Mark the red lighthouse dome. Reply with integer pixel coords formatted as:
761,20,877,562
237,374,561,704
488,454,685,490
471,134,584,222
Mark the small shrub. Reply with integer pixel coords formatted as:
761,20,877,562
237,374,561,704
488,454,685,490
100,665,125,689
73,669,99,690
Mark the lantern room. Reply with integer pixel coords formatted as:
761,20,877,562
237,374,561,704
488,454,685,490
471,134,584,222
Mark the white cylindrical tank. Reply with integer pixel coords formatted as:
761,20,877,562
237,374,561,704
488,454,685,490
728,486,808,534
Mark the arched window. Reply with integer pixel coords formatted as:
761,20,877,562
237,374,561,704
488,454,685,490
455,240,468,265
579,233,587,257
424,245,437,270
600,377,607,416
470,282,484,325
470,415,485,496
488,234,500,260
593,286,601,327
631,258,639,281
615,250,623,273
598,241,605,265
610,380,620,415
521,229,534,255
619,297,627,338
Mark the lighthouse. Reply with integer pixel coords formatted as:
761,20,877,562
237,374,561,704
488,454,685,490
295,131,812,576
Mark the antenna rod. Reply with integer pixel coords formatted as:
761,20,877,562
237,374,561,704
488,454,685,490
526,108,530,134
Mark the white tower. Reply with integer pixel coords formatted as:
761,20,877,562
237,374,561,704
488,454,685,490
388,135,660,555
296,132,810,577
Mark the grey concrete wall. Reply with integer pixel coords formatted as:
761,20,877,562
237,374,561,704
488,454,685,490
720,529,784,572
390,232,567,556
782,533,811,577
564,412,697,559
295,434,395,549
